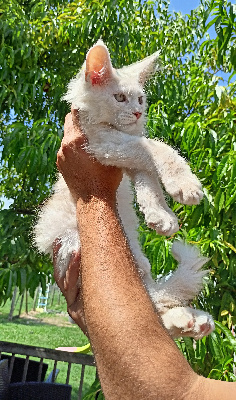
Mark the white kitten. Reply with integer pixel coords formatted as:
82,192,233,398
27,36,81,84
34,41,214,339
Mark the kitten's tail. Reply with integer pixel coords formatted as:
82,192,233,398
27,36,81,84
171,240,209,296
147,240,209,310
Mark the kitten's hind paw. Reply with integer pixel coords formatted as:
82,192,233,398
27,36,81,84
146,210,179,236
161,307,215,340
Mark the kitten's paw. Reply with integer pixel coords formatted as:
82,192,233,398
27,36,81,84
161,307,215,340
145,209,179,236
165,176,203,206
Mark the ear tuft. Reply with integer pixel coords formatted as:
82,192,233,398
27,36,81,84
138,51,161,85
117,50,161,87
85,41,113,86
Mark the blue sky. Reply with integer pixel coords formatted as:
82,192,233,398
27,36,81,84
169,0,201,14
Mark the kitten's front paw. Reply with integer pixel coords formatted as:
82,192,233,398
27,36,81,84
146,209,179,236
165,176,203,206
161,307,215,340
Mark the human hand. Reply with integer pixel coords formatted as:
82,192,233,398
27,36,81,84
53,240,87,335
56,109,123,203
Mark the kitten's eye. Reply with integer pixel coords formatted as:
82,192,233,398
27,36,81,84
114,93,127,102
138,96,143,105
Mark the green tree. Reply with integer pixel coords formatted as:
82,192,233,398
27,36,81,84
0,0,235,387
206,0,236,73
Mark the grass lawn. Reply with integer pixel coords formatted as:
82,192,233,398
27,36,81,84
0,295,96,399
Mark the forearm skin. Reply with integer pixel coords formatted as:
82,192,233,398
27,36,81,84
77,196,201,399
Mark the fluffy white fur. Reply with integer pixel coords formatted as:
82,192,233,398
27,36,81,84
34,41,214,339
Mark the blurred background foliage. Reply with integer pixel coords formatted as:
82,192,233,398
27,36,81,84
0,0,235,388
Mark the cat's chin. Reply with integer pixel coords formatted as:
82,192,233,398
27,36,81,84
119,121,140,134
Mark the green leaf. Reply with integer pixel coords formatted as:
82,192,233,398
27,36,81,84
6,270,13,298
215,321,236,352
182,337,195,361
214,189,225,212
205,15,219,31
208,332,224,362
19,269,27,293
82,377,104,399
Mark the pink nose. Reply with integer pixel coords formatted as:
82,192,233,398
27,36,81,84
133,112,142,120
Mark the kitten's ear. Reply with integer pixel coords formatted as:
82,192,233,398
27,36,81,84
118,50,161,86
138,51,161,86
85,41,113,86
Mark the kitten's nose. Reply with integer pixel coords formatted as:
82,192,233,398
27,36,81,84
133,112,142,120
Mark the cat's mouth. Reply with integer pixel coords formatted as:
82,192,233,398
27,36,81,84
124,120,138,126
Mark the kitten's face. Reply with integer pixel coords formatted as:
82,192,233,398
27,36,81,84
112,87,145,133
64,40,159,135
87,76,146,134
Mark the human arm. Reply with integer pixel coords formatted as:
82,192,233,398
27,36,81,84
56,110,236,399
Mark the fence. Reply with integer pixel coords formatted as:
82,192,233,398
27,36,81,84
0,340,96,399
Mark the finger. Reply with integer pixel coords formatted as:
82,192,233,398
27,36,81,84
54,250,81,297
63,112,84,145
67,251,81,283
53,239,61,264
63,251,82,306
56,142,71,167
71,108,88,145
64,112,74,131
71,108,81,129
53,239,63,284
55,274,66,296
